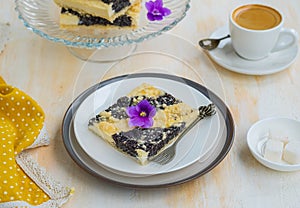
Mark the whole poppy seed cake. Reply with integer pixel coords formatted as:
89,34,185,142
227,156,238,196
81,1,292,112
88,83,216,165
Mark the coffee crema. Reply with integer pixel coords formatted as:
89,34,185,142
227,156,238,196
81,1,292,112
232,4,281,30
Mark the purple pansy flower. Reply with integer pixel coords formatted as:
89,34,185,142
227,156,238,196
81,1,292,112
145,0,171,21
126,100,156,128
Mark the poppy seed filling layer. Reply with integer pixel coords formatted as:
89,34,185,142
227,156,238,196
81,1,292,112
112,123,185,158
102,0,131,13
61,8,132,26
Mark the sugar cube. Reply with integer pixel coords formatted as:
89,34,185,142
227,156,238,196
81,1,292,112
283,141,300,164
264,139,284,163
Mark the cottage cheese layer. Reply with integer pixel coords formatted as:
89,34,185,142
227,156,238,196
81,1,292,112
88,83,215,165
54,0,138,21
59,1,141,29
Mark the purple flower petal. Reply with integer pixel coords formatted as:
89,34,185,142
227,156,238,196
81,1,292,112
140,100,155,114
161,7,171,16
147,13,155,21
145,0,171,21
154,15,163,21
128,117,144,127
154,0,163,8
138,100,150,109
142,119,154,128
126,99,156,128
141,117,154,128
135,103,141,113
145,1,154,11
126,106,139,117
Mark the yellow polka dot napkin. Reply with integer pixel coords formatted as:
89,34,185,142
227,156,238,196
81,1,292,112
0,77,73,207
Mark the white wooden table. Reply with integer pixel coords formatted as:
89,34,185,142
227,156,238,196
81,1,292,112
1,0,300,207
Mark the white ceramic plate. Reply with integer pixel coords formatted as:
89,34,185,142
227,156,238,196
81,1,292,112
62,73,235,187
207,26,299,75
73,75,219,175
247,117,300,171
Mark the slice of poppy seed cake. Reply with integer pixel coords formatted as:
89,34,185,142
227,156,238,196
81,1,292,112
88,83,215,165
58,0,141,30
54,0,139,22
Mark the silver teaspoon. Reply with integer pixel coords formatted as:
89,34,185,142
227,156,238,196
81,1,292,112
198,34,230,50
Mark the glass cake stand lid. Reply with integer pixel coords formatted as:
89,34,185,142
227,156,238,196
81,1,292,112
61,34,235,187
62,73,235,187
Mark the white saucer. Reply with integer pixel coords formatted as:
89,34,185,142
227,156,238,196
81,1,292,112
207,26,299,75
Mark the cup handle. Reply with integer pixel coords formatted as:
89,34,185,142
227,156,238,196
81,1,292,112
272,28,298,53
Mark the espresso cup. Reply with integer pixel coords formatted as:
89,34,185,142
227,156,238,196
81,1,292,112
229,4,298,60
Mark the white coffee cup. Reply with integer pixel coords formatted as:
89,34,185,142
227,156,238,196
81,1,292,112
229,4,298,60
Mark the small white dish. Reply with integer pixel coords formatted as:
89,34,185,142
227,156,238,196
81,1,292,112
247,117,300,171
207,26,299,75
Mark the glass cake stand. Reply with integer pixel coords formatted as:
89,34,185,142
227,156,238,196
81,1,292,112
15,0,190,62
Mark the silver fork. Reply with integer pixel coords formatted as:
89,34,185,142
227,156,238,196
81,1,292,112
151,104,216,165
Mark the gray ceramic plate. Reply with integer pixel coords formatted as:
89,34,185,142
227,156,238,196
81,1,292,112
62,73,235,188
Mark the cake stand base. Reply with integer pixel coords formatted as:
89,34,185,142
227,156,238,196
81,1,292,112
67,44,137,63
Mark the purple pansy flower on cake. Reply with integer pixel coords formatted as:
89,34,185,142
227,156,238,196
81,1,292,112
145,0,171,21
126,100,156,128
